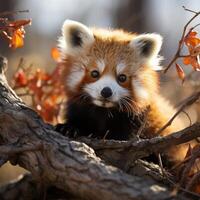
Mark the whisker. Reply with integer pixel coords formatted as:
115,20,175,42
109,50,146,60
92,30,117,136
108,110,113,118
120,97,135,117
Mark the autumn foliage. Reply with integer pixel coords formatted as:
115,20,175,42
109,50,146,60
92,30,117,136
13,59,65,123
164,7,200,82
0,8,200,197
183,31,200,71
0,18,31,48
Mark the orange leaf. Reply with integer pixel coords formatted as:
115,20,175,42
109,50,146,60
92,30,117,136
176,63,185,82
10,28,25,48
188,31,197,37
51,47,60,61
14,69,28,86
184,31,200,47
185,37,200,47
183,57,191,65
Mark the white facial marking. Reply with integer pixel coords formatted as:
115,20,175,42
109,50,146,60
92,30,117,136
116,62,126,74
132,80,149,100
66,65,85,90
93,100,114,108
84,75,129,107
97,59,105,73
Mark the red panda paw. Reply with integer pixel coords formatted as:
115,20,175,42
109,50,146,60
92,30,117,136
54,123,80,138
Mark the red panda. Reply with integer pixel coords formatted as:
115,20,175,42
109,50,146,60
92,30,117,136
56,20,190,163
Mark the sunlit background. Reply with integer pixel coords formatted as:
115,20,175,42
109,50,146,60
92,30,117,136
0,0,200,186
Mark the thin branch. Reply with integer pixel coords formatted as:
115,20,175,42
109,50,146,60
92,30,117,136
183,6,199,14
80,122,200,163
182,110,192,127
186,170,200,190
136,106,150,137
155,91,200,135
0,10,29,17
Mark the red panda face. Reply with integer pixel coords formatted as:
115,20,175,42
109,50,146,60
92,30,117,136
83,61,130,108
58,20,162,111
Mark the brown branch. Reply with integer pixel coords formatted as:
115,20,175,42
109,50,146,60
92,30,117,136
186,170,200,191
0,174,38,200
156,91,200,135
0,174,82,200
79,122,200,167
0,143,42,155
183,6,199,14
1,56,191,200
0,10,29,17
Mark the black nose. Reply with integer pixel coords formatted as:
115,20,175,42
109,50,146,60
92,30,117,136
101,87,113,98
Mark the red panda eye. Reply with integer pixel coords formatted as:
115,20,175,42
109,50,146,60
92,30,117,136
117,74,127,83
91,70,100,78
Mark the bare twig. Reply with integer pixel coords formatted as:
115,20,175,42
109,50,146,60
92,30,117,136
136,106,150,137
183,6,199,14
80,122,200,164
0,10,29,17
186,170,200,191
157,154,165,176
156,91,200,135
182,110,192,127
168,178,200,199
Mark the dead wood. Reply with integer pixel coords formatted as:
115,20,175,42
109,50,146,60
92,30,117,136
0,56,198,200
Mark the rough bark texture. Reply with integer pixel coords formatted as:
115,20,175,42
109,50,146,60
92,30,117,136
0,174,81,200
79,123,200,169
0,56,198,200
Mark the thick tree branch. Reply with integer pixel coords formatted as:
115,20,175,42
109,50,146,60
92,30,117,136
79,123,200,169
0,174,82,200
0,56,185,200
0,56,198,199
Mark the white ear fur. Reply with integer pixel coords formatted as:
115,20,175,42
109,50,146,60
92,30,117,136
130,33,163,70
58,20,94,55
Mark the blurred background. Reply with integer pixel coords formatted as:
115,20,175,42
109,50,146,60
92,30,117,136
0,0,200,186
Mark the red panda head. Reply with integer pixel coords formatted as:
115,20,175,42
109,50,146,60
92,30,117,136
58,20,163,112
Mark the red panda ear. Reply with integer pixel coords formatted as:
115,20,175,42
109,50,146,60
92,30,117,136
59,20,94,55
129,34,163,70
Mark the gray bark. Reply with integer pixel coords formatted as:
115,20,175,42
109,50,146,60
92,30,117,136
0,56,196,200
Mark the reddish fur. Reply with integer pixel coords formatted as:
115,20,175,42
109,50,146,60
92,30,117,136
60,28,191,163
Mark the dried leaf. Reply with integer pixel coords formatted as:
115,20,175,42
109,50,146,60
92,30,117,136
10,28,25,48
51,47,60,61
176,63,185,82
14,69,28,86
185,37,200,47
0,18,31,49
183,31,200,71
183,57,191,65
184,31,200,47
13,62,66,124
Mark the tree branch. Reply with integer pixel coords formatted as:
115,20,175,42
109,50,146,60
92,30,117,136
0,56,197,199
0,174,82,200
